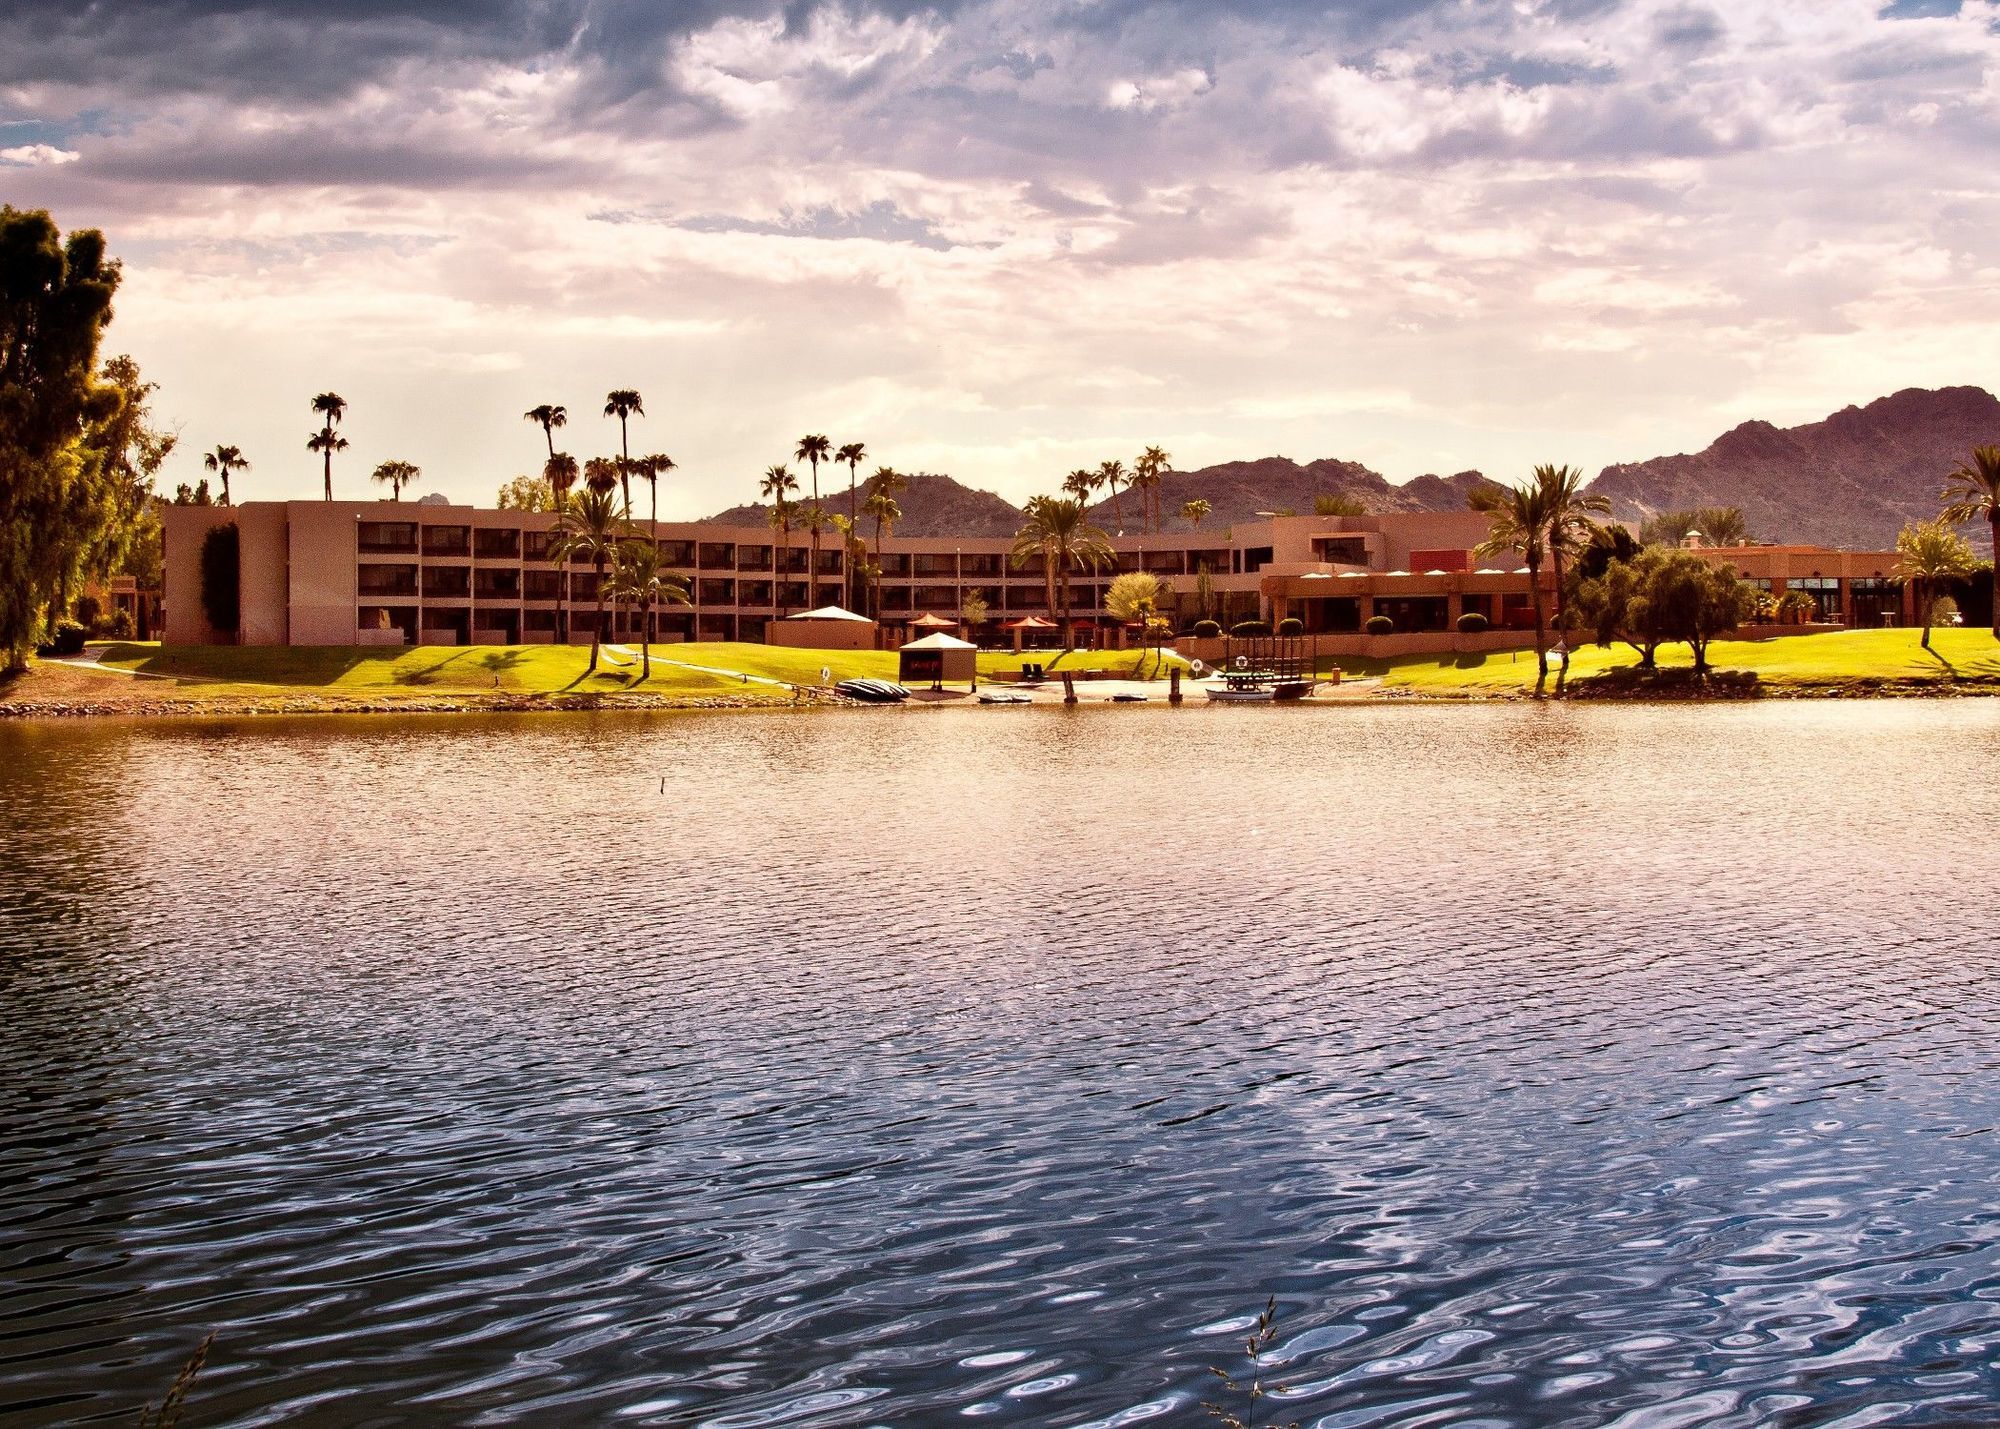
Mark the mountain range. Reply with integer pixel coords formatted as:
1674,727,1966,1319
707,386,2000,551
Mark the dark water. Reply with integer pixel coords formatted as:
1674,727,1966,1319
2,703,1998,1427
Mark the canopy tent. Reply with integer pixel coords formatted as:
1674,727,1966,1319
787,604,872,622
765,602,880,651
898,631,978,689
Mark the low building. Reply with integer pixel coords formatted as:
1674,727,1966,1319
160,500,1912,650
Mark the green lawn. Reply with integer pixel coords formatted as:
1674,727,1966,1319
1325,627,2000,693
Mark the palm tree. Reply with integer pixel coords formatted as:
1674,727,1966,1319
638,453,675,541
202,444,247,505
1012,496,1113,644
760,464,800,615
1181,498,1211,530
1096,459,1127,532
603,390,644,513
1471,477,1557,695
836,441,867,525
1896,518,1976,651
543,451,579,508
1062,468,1095,503
864,486,902,619
1534,463,1612,693
370,459,421,501
1133,445,1171,532
308,392,347,501
766,498,799,617
549,487,627,675
524,404,567,461
1940,444,2000,637
800,505,832,608
795,434,832,603
583,456,621,496
607,539,690,681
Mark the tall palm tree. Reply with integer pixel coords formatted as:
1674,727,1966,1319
1534,463,1612,693
524,404,567,461
864,486,902,619
760,464,800,615
370,459,421,501
607,539,690,681
1133,445,1171,532
549,487,627,675
603,390,644,513
638,453,676,541
1062,468,1095,503
543,451,579,508
202,444,248,505
1894,517,1976,651
1471,477,1557,695
583,456,621,496
1940,444,2000,638
1181,498,1211,530
308,391,347,500
795,434,832,603
800,505,832,608
1096,459,1126,531
1012,496,1112,644
836,441,867,525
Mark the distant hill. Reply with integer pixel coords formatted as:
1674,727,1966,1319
705,471,1024,538
1589,386,2000,550
1090,460,1490,534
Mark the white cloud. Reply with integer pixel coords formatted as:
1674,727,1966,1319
1,143,78,165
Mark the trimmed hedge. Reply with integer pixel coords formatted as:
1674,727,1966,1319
1364,614,1394,635
1277,617,1303,636
1192,619,1221,638
1230,620,1271,637
1456,611,1489,633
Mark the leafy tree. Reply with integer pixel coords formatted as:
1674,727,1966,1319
1894,517,1974,651
1940,444,2000,638
1106,569,1168,675
0,207,121,670
607,538,688,681
496,473,554,511
1470,477,1556,694
308,392,347,500
603,389,644,513
548,488,626,674
795,434,831,603
1569,545,1675,667
87,355,176,611
959,589,988,631
202,444,247,505
1572,547,1757,671
173,479,214,506
1535,463,1612,692
1313,492,1366,517
1182,498,1212,529
523,403,567,460
370,459,420,501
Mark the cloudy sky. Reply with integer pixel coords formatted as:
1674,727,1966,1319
5,0,1998,511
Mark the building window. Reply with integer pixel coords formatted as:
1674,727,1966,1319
659,541,696,566
699,542,736,567
524,570,562,601
357,563,418,597
422,525,470,557
474,569,520,599
523,529,553,560
737,545,773,571
474,528,520,559
358,521,418,554
424,566,471,599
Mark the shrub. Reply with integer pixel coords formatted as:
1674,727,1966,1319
73,594,102,631
1277,617,1303,636
1456,611,1489,634
1192,619,1220,638
1230,620,1270,637
40,620,87,656
1365,614,1394,635
200,523,241,635
109,608,135,640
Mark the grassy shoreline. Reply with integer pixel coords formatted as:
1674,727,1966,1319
3,631,1997,719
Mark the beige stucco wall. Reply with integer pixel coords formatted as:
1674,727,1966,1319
161,504,239,644
285,502,362,644
235,504,291,646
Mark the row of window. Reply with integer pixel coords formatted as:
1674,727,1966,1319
356,571,1121,609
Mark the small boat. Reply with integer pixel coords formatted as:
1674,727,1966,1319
1204,667,1316,702
1205,684,1274,702
978,690,1032,705
1110,692,1148,703
836,678,911,703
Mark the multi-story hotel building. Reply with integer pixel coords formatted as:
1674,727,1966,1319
161,499,1913,648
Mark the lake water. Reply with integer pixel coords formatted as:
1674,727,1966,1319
3,703,1998,1427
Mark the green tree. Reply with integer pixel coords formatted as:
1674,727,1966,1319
87,355,176,613
543,451,579,508
766,497,799,616
1894,517,1975,651
607,538,689,681
603,389,644,513
1133,445,1170,532
0,207,122,670
800,504,832,607
583,455,620,496
1570,545,1673,667
1062,467,1096,503
637,452,674,540
836,441,866,526
496,473,554,511
549,487,626,674
864,466,906,616
308,392,347,500
202,444,247,505
1313,492,1366,517
959,589,988,633
1096,458,1126,531
1105,569,1166,675
1012,495,1112,644
1535,463,1612,693
1182,498,1211,530
524,403,567,461
370,459,420,501
1940,444,2000,638
1470,477,1556,694
795,434,832,604
1640,506,1753,549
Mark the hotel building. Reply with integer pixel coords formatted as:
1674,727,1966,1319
161,499,1914,648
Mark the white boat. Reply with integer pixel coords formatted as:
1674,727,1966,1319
1205,684,1276,702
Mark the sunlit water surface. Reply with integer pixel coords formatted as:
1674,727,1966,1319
2,703,1998,1427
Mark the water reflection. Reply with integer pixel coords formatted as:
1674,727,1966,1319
1,704,1996,1425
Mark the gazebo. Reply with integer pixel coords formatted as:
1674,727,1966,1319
765,604,878,651
898,631,978,690
1003,614,1058,652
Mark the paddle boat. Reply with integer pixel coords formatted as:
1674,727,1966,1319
835,678,911,703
